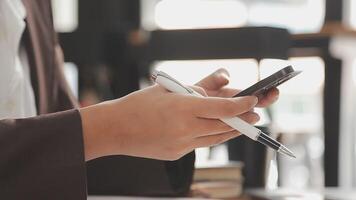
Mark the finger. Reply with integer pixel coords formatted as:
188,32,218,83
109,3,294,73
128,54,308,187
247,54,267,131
193,111,260,137
193,118,234,137
193,130,241,148
191,96,258,119
237,111,260,124
195,68,230,91
215,87,240,98
257,88,279,107
189,86,208,97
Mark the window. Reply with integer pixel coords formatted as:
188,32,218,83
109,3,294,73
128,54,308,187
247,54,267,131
344,0,356,30
141,0,325,33
247,0,325,33
154,0,248,30
63,62,79,98
154,59,258,88
330,36,356,187
52,0,78,32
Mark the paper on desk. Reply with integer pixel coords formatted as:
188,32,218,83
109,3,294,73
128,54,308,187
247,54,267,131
248,189,324,200
325,188,356,200
88,196,214,200
248,188,356,200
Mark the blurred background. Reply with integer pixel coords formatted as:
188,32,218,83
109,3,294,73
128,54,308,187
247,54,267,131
52,0,356,193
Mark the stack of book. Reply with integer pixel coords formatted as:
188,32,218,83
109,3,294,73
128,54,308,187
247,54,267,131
191,161,244,199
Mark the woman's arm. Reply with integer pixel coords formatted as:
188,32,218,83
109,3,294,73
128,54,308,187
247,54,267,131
0,109,86,199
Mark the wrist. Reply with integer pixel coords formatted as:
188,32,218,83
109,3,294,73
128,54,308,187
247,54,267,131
79,101,122,161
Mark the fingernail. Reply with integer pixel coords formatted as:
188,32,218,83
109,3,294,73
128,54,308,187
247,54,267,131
251,96,258,105
271,91,279,101
254,114,260,123
220,73,230,81
215,68,229,77
214,70,230,85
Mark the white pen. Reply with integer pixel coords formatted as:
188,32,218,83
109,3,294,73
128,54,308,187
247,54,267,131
151,70,296,158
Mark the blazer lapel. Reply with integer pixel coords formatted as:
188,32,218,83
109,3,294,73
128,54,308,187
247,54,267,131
22,0,54,114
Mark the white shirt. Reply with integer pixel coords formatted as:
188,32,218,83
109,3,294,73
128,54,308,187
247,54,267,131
0,0,37,119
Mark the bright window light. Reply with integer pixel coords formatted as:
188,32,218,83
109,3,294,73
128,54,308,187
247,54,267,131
247,0,325,33
347,0,356,30
52,0,78,32
150,0,324,32
153,59,258,89
260,57,325,95
154,0,248,30
64,62,78,98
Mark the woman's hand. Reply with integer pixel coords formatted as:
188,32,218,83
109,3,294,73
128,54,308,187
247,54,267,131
80,68,279,161
80,85,259,161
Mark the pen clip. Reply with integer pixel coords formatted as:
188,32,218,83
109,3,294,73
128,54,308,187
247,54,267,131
153,71,195,94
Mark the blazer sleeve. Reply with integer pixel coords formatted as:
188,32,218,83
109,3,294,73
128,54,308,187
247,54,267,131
87,152,195,197
0,109,87,200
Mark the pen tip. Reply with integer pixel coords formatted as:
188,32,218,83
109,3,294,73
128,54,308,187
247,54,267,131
279,146,296,158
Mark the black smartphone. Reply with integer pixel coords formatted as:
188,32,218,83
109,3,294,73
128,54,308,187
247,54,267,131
234,65,301,98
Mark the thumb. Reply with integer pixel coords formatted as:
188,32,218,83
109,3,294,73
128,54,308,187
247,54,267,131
196,68,230,90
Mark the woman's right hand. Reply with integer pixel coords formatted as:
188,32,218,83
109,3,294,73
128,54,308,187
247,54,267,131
80,85,259,161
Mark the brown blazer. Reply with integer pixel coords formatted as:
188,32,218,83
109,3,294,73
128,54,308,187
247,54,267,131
0,0,194,199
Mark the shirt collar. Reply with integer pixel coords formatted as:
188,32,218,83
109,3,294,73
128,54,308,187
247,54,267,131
7,0,26,21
